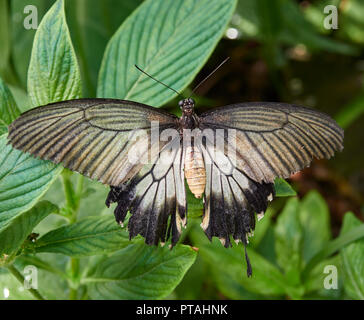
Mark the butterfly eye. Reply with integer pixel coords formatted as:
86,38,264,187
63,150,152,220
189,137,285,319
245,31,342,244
178,100,184,107
188,98,194,104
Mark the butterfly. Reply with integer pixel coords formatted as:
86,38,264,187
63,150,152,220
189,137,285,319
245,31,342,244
7,68,344,277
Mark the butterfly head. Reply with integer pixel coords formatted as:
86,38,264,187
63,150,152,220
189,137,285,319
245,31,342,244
179,98,195,115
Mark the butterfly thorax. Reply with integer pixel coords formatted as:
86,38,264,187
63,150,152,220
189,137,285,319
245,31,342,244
179,98,199,130
178,98,206,198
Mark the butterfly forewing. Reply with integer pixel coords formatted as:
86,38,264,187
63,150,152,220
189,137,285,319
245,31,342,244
199,102,344,183
8,98,179,187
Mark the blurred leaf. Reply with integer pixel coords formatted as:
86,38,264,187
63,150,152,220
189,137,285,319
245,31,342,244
27,0,81,107
250,207,274,249
98,0,237,106
66,0,143,96
335,91,364,129
299,191,331,265
340,212,364,300
186,185,203,219
255,223,276,265
274,197,302,285
7,85,31,113
280,0,357,55
0,0,10,77
35,215,130,257
10,0,53,88
174,255,206,299
0,270,34,300
0,134,62,236
85,243,197,299
235,0,357,55
302,215,364,281
0,77,20,135
15,253,69,299
199,239,286,297
304,254,342,296
339,0,364,45
0,201,57,259
274,178,297,197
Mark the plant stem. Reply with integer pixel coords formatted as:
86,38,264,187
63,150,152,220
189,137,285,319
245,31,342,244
6,264,45,300
69,258,80,300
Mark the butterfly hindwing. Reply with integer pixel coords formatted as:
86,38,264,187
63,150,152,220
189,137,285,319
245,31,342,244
106,136,187,246
196,133,274,246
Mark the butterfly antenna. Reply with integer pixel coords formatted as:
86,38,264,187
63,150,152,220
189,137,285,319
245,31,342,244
135,64,183,98
189,57,230,97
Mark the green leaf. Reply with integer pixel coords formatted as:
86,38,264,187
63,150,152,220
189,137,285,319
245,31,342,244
1,0,83,238
27,0,81,107
0,77,20,135
0,0,10,77
13,253,69,300
299,191,331,265
34,215,131,257
84,243,197,299
0,201,57,259
10,0,53,88
66,0,143,96
274,197,302,284
302,218,364,281
304,255,342,296
335,92,364,129
250,207,274,249
98,0,237,106
340,212,364,300
199,239,286,297
274,178,297,197
0,270,34,300
0,134,62,236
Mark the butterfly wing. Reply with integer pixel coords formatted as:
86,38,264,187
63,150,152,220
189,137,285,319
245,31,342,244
199,102,344,183
106,135,187,246
8,98,179,187
197,102,343,276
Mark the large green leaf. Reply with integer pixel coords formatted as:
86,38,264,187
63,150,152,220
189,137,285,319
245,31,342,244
27,0,81,107
98,0,237,106
299,191,331,265
274,197,302,284
0,135,62,235
0,0,83,240
84,243,197,299
0,201,57,259
340,212,364,300
34,215,130,257
0,78,20,135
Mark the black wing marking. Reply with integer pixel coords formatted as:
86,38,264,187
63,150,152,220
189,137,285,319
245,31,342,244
106,136,187,246
8,98,178,187
196,134,274,276
199,102,344,183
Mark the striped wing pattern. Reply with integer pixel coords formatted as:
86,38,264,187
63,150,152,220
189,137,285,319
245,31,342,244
198,102,343,275
200,102,344,184
8,99,178,187
196,132,274,276
105,137,186,246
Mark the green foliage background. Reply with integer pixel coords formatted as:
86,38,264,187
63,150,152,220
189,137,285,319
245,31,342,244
0,0,363,300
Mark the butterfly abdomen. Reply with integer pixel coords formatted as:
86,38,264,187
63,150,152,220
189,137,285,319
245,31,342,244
184,145,206,198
